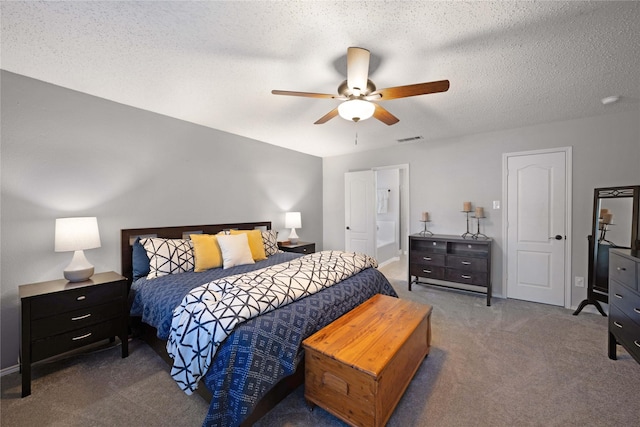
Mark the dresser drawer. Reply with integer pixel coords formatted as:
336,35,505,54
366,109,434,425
609,305,640,361
410,251,445,267
30,282,124,319
31,300,123,340
445,269,488,287
609,280,640,325
31,319,122,362
410,264,445,280
446,255,487,272
609,253,637,290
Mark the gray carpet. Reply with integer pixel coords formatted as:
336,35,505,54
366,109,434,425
2,279,639,426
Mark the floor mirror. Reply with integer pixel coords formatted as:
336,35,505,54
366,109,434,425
573,185,639,316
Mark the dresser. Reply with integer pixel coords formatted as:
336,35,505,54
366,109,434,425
608,249,640,364
20,271,129,397
409,234,492,306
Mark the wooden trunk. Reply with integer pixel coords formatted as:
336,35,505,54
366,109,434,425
302,294,432,427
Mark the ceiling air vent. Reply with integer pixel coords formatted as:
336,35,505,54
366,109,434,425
396,136,424,143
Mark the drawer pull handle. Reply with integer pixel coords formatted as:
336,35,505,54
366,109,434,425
423,269,432,274
635,341,640,348
613,321,623,329
72,332,92,341
461,261,471,265
76,296,86,301
423,257,432,261
616,267,626,271
614,294,623,299
71,313,91,321
461,275,472,279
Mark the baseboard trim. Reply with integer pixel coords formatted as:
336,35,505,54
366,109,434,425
377,256,400,268
1,363,20,377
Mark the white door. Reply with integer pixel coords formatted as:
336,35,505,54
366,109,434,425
345,170,376,257
506,149,570,306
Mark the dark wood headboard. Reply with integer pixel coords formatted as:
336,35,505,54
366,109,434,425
120,221,271,285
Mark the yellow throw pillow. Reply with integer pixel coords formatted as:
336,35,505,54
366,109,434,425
190,234,223,272
229,229,267,261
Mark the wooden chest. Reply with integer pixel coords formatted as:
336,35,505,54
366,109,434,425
302,294,432,427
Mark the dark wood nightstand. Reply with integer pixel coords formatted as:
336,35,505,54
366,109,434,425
278,241,315,254
19,271,129,397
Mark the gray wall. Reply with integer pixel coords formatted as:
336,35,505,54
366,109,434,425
323,109,640,307
0,71,323,370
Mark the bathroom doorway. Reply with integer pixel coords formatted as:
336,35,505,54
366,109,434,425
374,165,409,265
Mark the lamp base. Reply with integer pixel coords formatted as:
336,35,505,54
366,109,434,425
288,228,299,244
63,250,95,282
64,267,94,282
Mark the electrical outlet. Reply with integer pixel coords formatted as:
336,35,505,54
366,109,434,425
575,276,585,287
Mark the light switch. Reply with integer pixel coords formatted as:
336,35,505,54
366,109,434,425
493,200,501,209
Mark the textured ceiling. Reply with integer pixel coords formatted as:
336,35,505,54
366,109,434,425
2,1,639,157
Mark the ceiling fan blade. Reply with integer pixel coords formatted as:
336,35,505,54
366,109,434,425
272,90,339,99
314,107,339,124
347,47,370,93
373,104,400,126
373,80,450,101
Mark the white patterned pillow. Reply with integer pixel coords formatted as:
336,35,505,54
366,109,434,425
141,238,194,279
261,230,279,256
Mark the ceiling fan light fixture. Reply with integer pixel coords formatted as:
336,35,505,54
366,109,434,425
338,99,375,122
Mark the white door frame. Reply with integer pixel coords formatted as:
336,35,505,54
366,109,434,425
373,164,410,255
501,147,573,308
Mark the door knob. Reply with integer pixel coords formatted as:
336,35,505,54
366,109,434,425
549,235,563,240
346,226,350,230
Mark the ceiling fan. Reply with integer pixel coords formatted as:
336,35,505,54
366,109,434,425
272,47,450,126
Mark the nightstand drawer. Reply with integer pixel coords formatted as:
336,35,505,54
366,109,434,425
30,282,124,319
31,300,123,340
32,320,122,362
278,242,315,254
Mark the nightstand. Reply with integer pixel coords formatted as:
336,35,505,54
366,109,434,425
278,241,316,254
19,271,129,397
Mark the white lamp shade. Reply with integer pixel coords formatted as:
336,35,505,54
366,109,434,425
338,99,375,122
55,217,101,252
284,212,302,229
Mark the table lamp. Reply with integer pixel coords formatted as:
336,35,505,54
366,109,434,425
285,212,302,244
55,217,101,282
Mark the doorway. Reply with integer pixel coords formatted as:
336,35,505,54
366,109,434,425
344,165,409,264
502,147,572,307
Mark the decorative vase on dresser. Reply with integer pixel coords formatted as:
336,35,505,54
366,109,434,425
608,248,640,364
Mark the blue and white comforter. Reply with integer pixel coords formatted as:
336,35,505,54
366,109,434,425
129,251,397,427
167,251,377,395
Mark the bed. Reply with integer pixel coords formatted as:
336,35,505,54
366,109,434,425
121,222,398,427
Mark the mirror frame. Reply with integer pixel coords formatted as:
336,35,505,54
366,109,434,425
575,185,639,316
